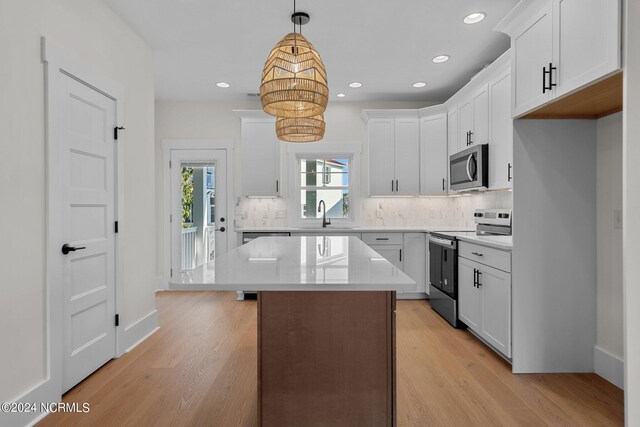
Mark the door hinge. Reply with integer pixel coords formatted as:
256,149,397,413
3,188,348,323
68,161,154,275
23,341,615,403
115,314,120,327
114,126,125,141
115,221,119,233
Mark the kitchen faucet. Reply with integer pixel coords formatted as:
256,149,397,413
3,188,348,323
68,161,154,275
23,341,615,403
318,200,331,228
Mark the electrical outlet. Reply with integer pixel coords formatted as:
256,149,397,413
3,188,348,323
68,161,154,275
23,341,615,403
376,209,383,218
275,210,287,219
614,209,623,229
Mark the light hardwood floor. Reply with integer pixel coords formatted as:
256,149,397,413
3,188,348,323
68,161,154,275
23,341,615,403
39,291,623,427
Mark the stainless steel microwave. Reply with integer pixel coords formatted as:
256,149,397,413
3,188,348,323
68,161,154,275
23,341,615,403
449,144,488,191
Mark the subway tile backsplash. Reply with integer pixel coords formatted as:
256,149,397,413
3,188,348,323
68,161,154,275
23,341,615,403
235,190,512,229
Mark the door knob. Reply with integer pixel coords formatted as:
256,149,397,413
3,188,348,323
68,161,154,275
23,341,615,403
215,227,226,232
219,217,225,223
61,243,86,255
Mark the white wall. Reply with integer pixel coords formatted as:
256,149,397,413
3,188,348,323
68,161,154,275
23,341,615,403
512,119,597,373
595,112,624,387
624,0,640,422
0,0,156,406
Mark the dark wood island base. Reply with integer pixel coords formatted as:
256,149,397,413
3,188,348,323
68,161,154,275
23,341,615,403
258,291,397,427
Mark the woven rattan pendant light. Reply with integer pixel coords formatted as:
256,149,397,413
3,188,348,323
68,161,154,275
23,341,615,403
276,114,325,143
260,5,328,119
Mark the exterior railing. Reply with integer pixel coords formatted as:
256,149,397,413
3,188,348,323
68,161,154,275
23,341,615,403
182,227,197,270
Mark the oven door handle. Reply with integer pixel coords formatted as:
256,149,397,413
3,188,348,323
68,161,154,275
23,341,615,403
429,236,455,247
466,154,474,181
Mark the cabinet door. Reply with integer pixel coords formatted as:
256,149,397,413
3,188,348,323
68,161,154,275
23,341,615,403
402,233,426,293
512,3,553,117
394,118,420,195
420,114,448,195
458,257,481,331
447,108,459,156
479,264,511,358
471,84,489,146
553,0,621,98
242,120,280,196
489,69,513,190
458,100,473,149
369,245,403,270
368,119,396,196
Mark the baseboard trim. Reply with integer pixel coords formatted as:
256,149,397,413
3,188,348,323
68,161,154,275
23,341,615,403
122,309,159,354
594,346,624,389
396,292,428,300
1,377,59,427
156,275,169,291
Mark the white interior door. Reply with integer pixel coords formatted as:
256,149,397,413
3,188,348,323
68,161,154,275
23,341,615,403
60,75,117,392
170,149,227,280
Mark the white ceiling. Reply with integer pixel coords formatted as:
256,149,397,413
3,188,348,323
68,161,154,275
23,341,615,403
104,0,517,103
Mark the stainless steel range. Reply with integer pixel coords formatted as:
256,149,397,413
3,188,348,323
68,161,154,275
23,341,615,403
428,209,512,327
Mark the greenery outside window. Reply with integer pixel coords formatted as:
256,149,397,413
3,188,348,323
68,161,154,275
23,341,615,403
299,158,350,220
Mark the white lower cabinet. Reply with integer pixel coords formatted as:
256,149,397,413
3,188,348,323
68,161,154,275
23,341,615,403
458,258,482,331
367,245,403,270
402,233,426,293
458,245,512,358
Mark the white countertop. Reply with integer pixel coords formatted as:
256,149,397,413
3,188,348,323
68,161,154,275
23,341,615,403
175,236,417,291
438,231,513,250
237,225,475,233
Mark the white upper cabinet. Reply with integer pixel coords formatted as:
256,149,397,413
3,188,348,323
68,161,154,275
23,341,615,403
489,69,513,190
420,114,448,195
553,0,621,98
367,117,420,196
394,118,421,195
498,0,621,117
511,3,554,117
458,100,473,149
472,85,489,146
447,108,459,156
457,84,489,149
241,118,281,197
368,119,396,196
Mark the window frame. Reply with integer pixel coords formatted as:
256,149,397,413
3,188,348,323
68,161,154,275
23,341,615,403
286,143,361,228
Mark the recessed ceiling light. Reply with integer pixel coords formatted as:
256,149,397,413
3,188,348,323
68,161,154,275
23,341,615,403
412,82,427,88
216,82,230,88
432,55,450,63
337,93,346,97
348,82,363,88
463,12,486,24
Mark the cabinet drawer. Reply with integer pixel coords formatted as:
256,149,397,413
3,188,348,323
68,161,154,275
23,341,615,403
459,241,511,272
362,233,403,245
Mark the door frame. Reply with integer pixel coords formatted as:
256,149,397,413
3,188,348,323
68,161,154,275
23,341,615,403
42,37,126,401
161,139,235,289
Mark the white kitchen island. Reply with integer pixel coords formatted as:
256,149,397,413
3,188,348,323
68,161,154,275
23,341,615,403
177,236,415,427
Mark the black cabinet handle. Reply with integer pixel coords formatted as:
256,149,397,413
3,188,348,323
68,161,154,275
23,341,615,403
543,62,557,93
442,178,445,191
549,62,557,90
471,251,484,257
61,243,86,255
219,217,225,223
399,249,402,262
477,271,483,288
473,268,477,288
392,180,394,192
508,163,512,182
395,179,399,192
215,227,226,232
376,237,389,241
468,131,473,145
276,180,279,193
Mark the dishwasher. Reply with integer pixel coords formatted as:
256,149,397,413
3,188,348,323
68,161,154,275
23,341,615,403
238,232,291,300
